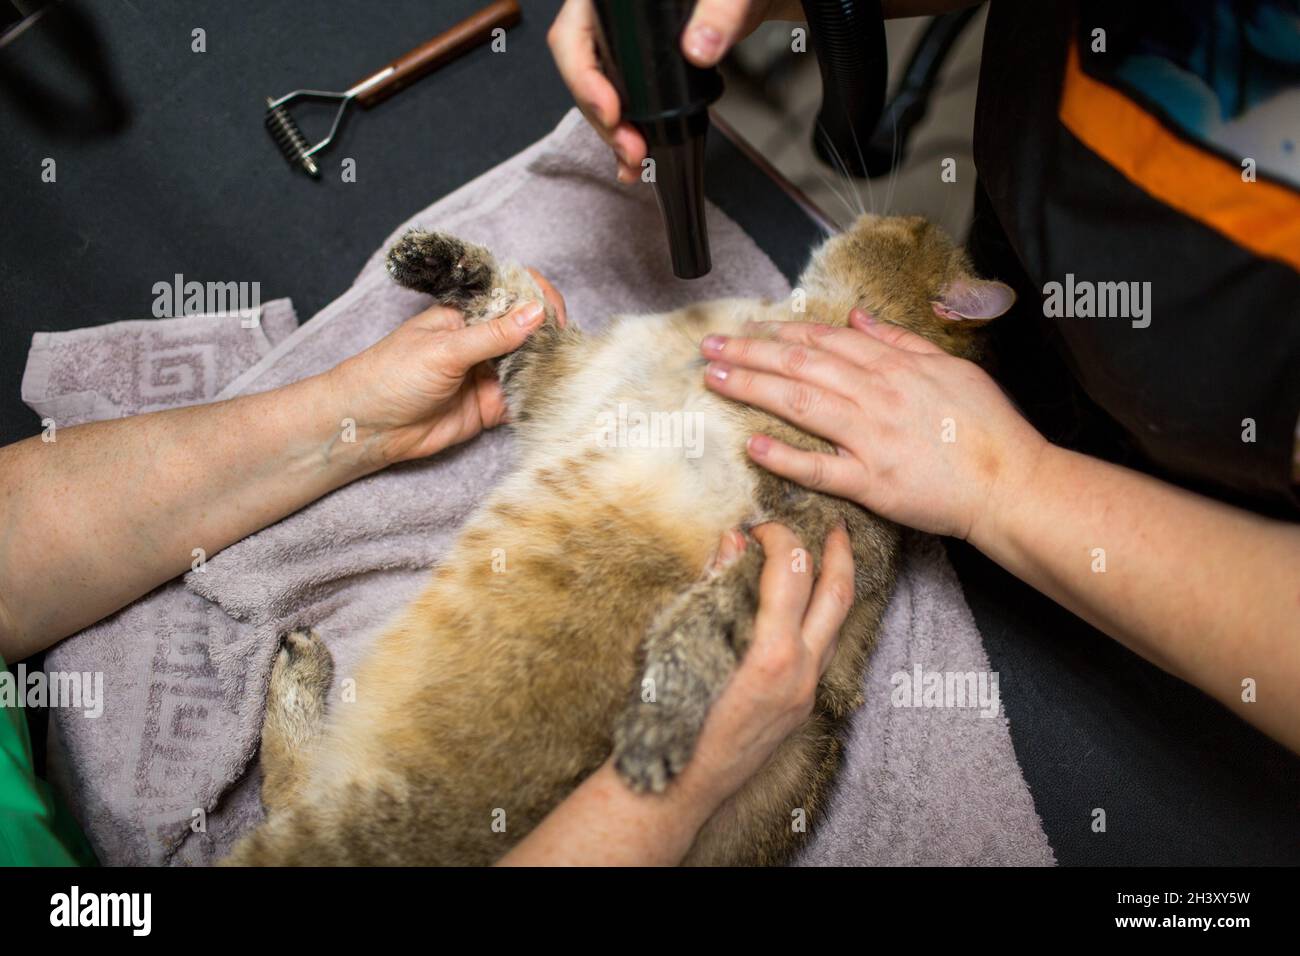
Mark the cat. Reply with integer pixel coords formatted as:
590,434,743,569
224,213,1014,866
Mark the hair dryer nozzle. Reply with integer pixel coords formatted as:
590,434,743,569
649,129,711,279
592,0,722,279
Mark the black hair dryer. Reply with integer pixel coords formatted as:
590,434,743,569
591,0,888,280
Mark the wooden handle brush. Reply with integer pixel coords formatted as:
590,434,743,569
265,0,522,177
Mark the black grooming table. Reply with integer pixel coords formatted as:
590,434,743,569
1,0,1296,865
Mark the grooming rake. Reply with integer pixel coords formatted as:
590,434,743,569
264,0,521,177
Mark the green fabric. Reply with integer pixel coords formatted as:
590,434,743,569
0,653,96,866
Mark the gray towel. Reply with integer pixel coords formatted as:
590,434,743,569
31,109,1053,866
22,300,299,426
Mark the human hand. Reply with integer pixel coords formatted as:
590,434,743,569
700,311,1048,540
548,0,803,182
676,522,854,812
328,269,567,468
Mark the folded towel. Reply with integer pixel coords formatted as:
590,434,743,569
33,109,1053,866
22,300,298,428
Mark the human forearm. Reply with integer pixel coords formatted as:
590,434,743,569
0,367,377,660
496,759,717,866
0,295,554,662
972,444,1300,751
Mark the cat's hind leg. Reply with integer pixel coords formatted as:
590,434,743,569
612,457,894,795
259,629,333,814
612,545,765,793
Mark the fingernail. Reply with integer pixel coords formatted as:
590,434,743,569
850,308,875,327
701,334,727,356
514,301,545,328
748,434,771,456
685,25,723,63
706,361,730,382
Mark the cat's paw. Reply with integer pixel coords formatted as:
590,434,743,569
611,574,756,793
268,629,333,726
385,229,494,304
612,695,709,794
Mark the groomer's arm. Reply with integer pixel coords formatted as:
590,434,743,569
499,523,854,866
0,287,562,662
967,440,1300,753
700,313,1300,754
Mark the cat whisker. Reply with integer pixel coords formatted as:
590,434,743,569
812,117,866,224
882,108,901,216
811,115,863,218
807,150,858,232
830,86,874,217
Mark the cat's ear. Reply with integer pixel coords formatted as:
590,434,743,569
931,278,1016,324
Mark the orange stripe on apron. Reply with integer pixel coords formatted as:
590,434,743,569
1059,42,1300,273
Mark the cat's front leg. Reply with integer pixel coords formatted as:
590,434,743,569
612,544,766,793
385,229,575,416
385,229,559,330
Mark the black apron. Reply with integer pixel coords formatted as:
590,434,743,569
970,0,1300,513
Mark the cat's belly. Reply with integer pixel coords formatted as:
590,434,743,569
313,453,753,848
306,308,764,857
517,308,760,526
